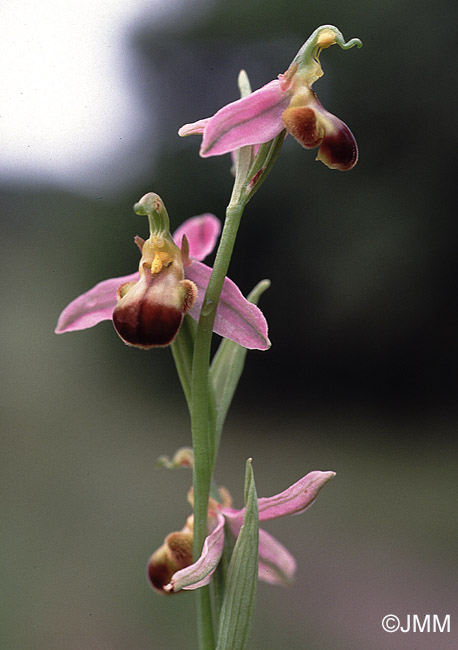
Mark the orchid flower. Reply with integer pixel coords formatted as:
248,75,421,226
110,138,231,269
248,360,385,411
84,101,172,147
147,470,335,593
55,193,270,350
179,25,362,171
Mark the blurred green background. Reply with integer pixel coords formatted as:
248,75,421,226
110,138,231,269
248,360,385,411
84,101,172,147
2,0,458,649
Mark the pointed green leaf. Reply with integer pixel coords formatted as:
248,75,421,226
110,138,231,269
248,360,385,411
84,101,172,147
210,280,270,449
215,459,259,650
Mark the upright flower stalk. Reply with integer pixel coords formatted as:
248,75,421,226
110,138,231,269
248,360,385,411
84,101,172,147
189,138,279,649
55,23,361,650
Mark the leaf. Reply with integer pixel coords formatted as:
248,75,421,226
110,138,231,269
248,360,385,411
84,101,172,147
210,280,270,449
215,459,259,650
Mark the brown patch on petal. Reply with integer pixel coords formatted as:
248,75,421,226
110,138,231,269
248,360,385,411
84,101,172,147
282,106,324,149
317,119,358,171
113,300,183,348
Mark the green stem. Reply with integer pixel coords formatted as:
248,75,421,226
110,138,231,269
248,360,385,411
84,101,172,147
189,131,284,649
190,191,246,650
196,586,215,650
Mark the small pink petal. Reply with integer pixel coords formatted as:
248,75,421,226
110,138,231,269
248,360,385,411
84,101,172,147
55,272,138,333
173,214,221,262
258,528,297,586
165,514,225,592
185,261,270,350
178,117,210,137
200,79,290,157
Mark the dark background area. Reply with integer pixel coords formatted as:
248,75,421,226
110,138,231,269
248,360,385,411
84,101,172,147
2,1,458,649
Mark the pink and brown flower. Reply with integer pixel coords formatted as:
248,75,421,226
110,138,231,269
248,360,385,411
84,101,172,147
147,470,336,593
179,25,362,171
56,193,270,350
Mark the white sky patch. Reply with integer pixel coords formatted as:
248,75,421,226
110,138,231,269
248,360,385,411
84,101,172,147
0,0,202,195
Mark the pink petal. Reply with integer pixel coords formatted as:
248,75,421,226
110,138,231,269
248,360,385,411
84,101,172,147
185,261,270,350
55,272,138,333
173,214,221,262
165,514,225,592
178,117,210,137
200,79,290,157
224,471,335,527
256,471,336,521
258,528,297,586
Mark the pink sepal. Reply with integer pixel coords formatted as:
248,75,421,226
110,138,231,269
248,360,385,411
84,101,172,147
178,117,210,137
55,272,138,333
258,528,297,586
165,514,225,592
224,471,336,527
185,260,270,350
199,80,289,157
173,214,221,262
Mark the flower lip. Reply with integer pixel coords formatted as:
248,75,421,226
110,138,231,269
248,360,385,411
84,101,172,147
147,529,194,594
112,291,184,349
316,114,359,170
111,243,197,348
147,548,175,593
281,105,323,149
282,96,358,171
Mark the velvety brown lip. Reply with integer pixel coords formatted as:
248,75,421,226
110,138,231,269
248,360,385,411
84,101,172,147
113,301,183,348
282,106,323,149
318,121,358,170
147,557,174,593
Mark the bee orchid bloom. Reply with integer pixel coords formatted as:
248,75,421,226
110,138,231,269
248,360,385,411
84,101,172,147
147,470,335,593
55,193,270,350
179,25,362,171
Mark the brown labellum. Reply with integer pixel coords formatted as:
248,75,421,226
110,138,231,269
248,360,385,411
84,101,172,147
112,271,196,349
281,106,324,149
113,299,184,349
147,531,193,594
282,93,358,171
316,117,358,171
